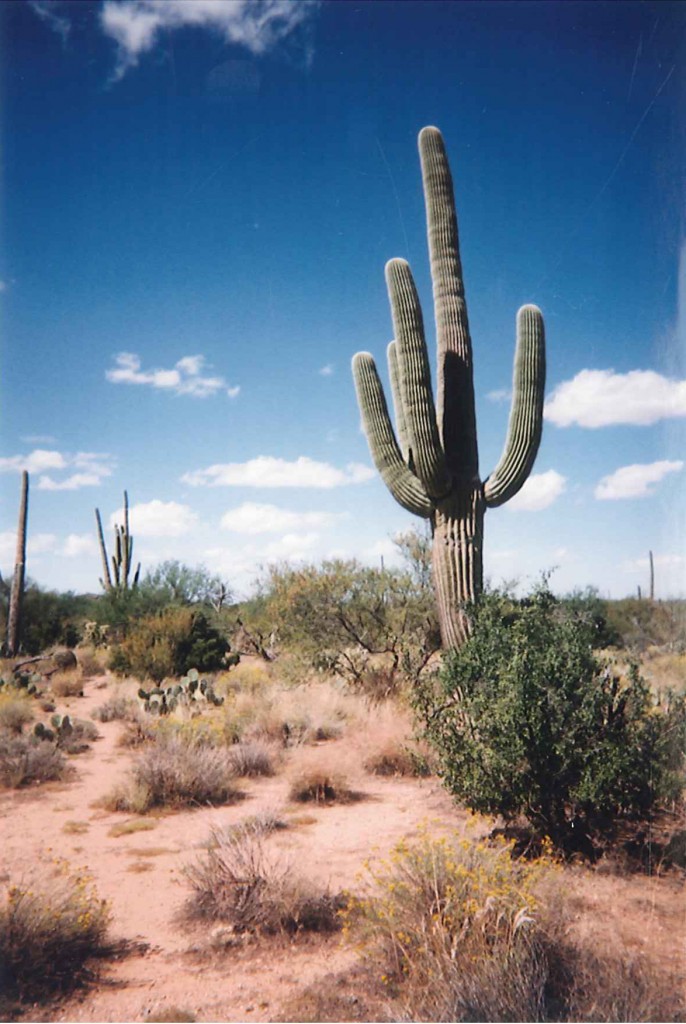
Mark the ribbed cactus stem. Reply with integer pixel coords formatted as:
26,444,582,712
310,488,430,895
352,126,546,648
95,492,138,593
6,471,29,657
95,508,112,591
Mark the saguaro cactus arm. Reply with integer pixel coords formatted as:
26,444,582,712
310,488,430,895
95,508,112,591
352,352,434,518
483,305,546,508
385,259,449,498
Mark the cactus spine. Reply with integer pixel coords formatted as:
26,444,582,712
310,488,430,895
95,491,140,592
352,127,546,647
6,471,29,657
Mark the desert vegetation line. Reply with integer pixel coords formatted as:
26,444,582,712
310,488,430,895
353,126,546,647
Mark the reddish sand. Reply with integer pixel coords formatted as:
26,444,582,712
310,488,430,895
2,672,684,1023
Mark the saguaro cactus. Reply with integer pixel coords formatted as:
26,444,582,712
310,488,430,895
95,490,140,592
6,470,29,656
352,127,546,647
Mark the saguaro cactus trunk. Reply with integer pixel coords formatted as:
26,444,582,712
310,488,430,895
7,470,29,657
353,127,546,647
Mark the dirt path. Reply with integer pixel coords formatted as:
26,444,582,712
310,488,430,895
1,676,466,1022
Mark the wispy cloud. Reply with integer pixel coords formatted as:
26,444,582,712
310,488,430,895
319,364,334,377
28,1,71,43
0,449,114,490
487,388,511,403
183,455,375,488
506,470,567,511
109,499,198,537
21,435,58,445
220,502,341,534
106,352,238,398
100,0,321,81
544,369,686,427
595,460,684,500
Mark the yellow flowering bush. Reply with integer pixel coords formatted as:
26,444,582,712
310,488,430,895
0,859,111,1004
346,830,559,1021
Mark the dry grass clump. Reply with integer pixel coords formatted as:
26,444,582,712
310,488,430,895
562,943,686,1022
227,740,278,777
184,826,344,935
289,767,358,804
0,733,69,788
105,733,243,813
91,692,138,723
77,646,108,679
0,861,112,1008
221,679,356,749
363,739,432,777
0,691,34,734
49,668,84,698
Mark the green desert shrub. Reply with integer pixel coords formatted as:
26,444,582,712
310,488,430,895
415,584,686,855
109,608,230,682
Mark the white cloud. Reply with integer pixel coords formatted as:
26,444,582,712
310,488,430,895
62,534,97,558
110,499,198,537
227,385,241,399
319,364,334,377
594,460,684,500
0,449,114,491
107,352,236,398
100,0,320,81
262,531,320,561
0,449,66,474
544,369,686,428
182,455,375,488
220,502,341,534
506,470,567,511
39,473,104,491
487,388,511,403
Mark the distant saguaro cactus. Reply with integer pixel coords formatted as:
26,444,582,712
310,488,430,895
352,127,546,647
6,470,29,656
95,490,140,592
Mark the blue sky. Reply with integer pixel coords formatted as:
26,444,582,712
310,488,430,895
1,0,684,599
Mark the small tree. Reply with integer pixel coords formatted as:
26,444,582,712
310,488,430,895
414,583,686,853
251,559,440,695
109,608,230,682
142,560,231,610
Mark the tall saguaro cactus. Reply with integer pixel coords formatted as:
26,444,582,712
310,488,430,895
352,127,546,647
95,490,140,592
6,470,29,656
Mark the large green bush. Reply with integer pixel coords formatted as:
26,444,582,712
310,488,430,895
109,608,230,682
414,584,686,853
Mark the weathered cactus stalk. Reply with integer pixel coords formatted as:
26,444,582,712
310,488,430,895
7,471,29,657
353,127,546,647
95,490,140,592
